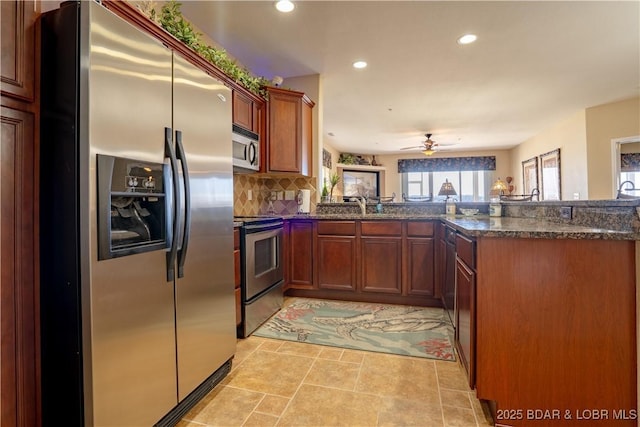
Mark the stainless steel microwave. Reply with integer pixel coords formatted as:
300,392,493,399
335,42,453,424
232,124,260,172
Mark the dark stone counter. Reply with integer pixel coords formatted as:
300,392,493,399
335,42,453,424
286,198,640,240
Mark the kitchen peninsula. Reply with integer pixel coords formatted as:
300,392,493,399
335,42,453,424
283,199,638,427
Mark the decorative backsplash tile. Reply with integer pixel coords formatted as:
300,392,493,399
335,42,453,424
233,174,318,216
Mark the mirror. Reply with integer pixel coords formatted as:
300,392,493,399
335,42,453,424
612,135,640,197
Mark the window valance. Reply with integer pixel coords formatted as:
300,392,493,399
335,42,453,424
397,156,496,173
621,153,640,172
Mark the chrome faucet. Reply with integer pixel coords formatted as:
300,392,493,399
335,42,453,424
354,196,367,215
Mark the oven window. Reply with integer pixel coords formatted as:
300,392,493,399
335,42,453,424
254,236,278,276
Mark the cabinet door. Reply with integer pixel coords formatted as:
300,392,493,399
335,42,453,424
405,237,435,296
317,236,356,290
456,257,476,388
360,237,402,294
1,106,37,427
1,0,38,102
289,220,314,287
234,228,241,325
268,89,301,173
232,90,253,131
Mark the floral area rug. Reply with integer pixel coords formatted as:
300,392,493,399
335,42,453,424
253,298,455,361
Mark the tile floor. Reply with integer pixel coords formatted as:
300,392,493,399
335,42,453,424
178,336,493,427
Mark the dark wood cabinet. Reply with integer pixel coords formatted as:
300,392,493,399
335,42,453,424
455,254,475,388
1,1,40,426
286,219,440,306
316,221,356,290
288,220,314,288
1,0,38,102
455,232,476,388
360,221,402,294
232,89,264,136
234,227,241,326
476,238,636,427
404,221,436,297
266,86,314,176
317,236,357,290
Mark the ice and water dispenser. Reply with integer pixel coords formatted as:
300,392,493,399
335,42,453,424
97,154,169,260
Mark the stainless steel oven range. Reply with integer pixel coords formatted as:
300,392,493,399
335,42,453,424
235,216,284,337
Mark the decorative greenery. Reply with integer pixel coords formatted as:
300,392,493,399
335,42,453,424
321,179,329,200
143,1,269,98
338,153,355,165
328,172,340,201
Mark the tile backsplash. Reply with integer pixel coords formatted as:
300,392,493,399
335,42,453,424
234,174,318,216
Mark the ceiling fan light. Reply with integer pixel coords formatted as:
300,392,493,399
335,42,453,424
423,149,435,156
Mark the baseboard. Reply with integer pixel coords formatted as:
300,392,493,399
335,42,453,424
155,359,233,426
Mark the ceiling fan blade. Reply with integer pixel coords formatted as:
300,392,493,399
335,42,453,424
400,145,426,150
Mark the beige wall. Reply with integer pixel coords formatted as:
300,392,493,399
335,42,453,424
376,150,512,198
510,110,588,200
320,141,342,199
586,97,640,199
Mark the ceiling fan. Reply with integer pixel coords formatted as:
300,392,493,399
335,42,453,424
400,133,441,156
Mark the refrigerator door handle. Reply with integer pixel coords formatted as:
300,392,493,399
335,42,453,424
165,127,180,282
175,130,191,278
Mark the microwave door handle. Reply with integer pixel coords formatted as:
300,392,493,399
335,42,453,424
165,127,180,282
175,130,191,279
248,142,257,166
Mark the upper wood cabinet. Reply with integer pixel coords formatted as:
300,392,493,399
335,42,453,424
1,0,38,102
266,86,314,176
232,89,264,137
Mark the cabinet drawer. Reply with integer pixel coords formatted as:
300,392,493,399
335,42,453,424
456,233,476,268
361,221,402,236
407,221,434,237
317,221,356,236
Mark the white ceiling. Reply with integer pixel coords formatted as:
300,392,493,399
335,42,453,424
180,1,640,155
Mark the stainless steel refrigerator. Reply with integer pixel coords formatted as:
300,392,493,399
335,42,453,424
40,2,236,426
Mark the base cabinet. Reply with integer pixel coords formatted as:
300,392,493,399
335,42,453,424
234,227,241,325
405,221,436,297
360,238,402,293
455,256,475,388
476,238,636,427
286,219,439,306
288,220,314,288
317,236,357,290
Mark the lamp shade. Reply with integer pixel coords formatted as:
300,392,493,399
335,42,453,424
438,179,457,197
490,177,508,195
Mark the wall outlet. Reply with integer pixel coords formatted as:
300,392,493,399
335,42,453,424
560,206,573,219
247,190,252,201
277,191,284,201
285,190,295,200
573,192,580,200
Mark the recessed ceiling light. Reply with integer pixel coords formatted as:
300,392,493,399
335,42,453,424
353,61,367,69
275,0,295,13
457,34,477,45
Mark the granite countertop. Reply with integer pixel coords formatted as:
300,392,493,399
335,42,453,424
443,216,638,240
286,213,639,240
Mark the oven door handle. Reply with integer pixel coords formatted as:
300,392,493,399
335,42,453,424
165,127,180,282
243,221,284,233
175,129,191,279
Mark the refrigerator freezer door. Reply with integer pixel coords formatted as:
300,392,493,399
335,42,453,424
171,53,236,401
85,3,176,425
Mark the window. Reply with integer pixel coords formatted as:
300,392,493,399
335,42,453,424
401,170,493,201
